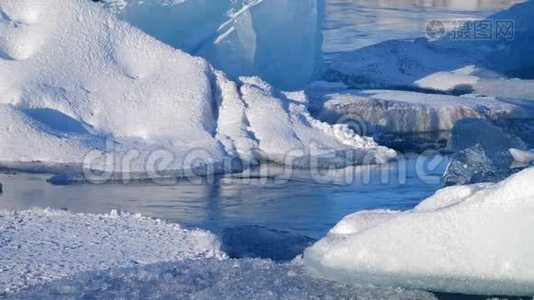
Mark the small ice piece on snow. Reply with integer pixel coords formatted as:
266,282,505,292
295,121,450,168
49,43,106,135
509,148,534,164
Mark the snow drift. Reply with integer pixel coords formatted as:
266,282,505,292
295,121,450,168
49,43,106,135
304,167,534,296
0,0,392,178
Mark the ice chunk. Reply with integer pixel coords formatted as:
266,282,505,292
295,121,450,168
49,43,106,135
12,259,436,299
448,119,527,157
444,119,528,185
510,148,534,164
414,65,485,94
304,167,534,297
416,66,534,101
309,88,530,134
0,208,224,293
0,0,389,176
443,144,503,186
113,0,325,90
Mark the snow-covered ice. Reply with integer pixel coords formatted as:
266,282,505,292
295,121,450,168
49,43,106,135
308,86,531,134
326,1,534,99
0,208,224,294
304,167,534,296
326,38,474,91
239,77,396,168
0,0,228,173
109,0,324,90
0,0,392,178
510,148,534,164
11,259,436,300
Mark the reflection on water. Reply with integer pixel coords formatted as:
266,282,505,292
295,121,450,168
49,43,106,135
0,157,447,239
324,0,524,52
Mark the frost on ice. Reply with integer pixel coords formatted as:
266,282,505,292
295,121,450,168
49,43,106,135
304,167,534,297
109,0,325,90
12,259,435,300
0,208,225,293
0,0,392,177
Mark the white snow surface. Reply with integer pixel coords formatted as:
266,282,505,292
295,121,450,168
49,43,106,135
239,77,396,166
311,87,531,134
0,208,225,294
304,167,534,296
510,148,534,164
0,0,392,176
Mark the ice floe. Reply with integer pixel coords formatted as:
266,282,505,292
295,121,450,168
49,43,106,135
304,167,534,296
308,86,532,134
0,0,392,178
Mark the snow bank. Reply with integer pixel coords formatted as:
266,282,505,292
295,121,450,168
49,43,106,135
304,167,534,296
0,105,99,165
0,208,224,293
0,0,229,174
309,88,530,134
12,259,436,299
0,0,392,177
110,0,324,90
